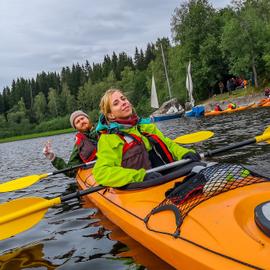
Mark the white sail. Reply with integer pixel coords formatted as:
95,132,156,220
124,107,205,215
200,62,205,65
151,75,159,109
186,60,195,107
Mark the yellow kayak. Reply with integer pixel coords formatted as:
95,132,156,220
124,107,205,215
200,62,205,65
76,163,270,270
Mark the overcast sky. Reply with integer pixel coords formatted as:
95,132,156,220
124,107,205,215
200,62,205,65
0,0,231,91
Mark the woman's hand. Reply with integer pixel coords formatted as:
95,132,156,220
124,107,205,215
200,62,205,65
143,172,162,181
182,151,201,162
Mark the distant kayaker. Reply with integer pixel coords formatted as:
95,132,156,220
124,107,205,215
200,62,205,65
227,102,237,110
43,110,98,177
243,79,248,89
92,88,201,187
214,104,223,112
265,87,270,98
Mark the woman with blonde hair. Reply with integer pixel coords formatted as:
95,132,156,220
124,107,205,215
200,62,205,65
93,89,200,187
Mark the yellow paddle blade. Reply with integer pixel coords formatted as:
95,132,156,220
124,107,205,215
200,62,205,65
0,196,61,240
255,126,270,143
0,174,48,193
174,131,214,144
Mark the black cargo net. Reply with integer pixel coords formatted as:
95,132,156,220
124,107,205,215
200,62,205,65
145,163,269,237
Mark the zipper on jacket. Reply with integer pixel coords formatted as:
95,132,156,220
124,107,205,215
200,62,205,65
152,144,167,165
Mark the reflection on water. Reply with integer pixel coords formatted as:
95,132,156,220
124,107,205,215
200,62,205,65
79,198,175,270
0,107,269,269
0,244,58,270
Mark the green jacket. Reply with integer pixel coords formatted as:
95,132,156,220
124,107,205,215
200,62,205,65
51,129,98,178
51,145,82,178
93,123,194,187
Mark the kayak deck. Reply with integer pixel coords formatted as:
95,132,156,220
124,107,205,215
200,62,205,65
76,167,270,270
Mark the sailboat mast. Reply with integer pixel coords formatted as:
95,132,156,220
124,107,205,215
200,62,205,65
160,44,172,99
186,60,195,108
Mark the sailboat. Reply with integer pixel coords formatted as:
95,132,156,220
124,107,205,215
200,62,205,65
184,60,205,117
150,44,184,122
150,74,184,122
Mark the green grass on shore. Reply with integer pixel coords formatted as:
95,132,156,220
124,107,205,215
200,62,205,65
202,86,263,104
0,128,75,144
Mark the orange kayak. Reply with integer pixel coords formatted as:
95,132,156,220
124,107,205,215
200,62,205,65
262,100,270,107
205,104,254,117
76,164,270,269
251,98,270,108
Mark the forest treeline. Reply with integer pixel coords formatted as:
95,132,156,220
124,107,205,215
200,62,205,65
0,0,270,138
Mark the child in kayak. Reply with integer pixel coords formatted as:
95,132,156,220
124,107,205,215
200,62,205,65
43,110,98,177
92,88,200,187
265,87,270,98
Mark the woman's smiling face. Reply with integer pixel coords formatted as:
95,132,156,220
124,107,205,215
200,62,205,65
108,91,133,120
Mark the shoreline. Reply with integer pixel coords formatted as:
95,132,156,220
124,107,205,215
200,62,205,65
201,88,266,111
0,128,75,144
1,88,267,143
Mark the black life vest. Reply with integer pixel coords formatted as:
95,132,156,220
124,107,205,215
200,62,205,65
143,132,174,168
75,132,97,163
117,131,174,170
117,133,152,170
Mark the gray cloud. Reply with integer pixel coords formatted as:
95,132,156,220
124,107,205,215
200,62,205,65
0,0,231,90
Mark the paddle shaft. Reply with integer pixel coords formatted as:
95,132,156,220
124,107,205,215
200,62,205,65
0,185,106,225
203,138,256,157
44,131,214,177
148,133,270,173
49,131,213,176
61,185,105,202
204,131,270,158
49,160,96,176
50,130,270,176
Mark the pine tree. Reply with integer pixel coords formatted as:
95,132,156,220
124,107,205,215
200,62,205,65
2,87,11,116
102,55,112,78
33,92,47,122
111,52,119,79
134,47,141,70
145,43,156,67
0,93,4,114
47,88,59,117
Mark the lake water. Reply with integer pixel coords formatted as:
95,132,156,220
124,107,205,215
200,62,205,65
0,107,269,269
